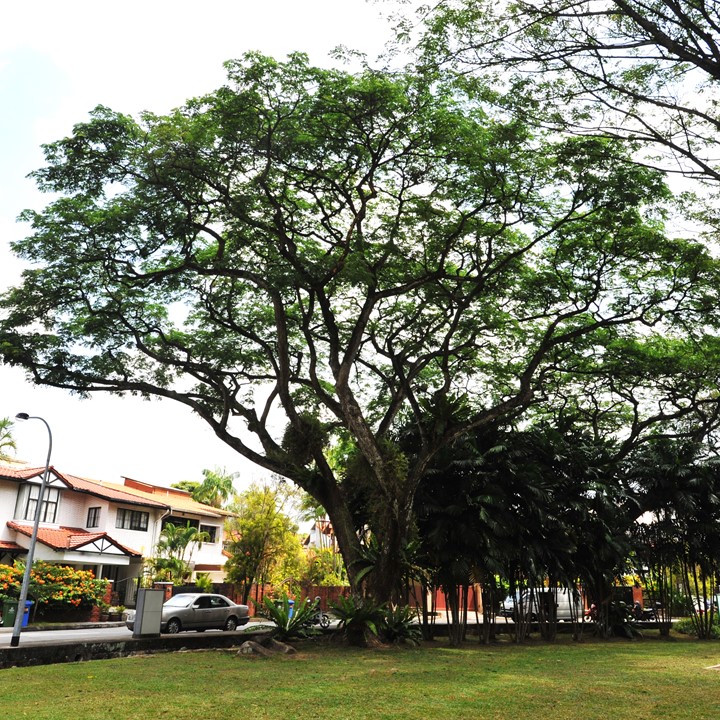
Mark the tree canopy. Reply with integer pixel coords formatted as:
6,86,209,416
420,1,720,182
224,482,303,604
3,52,720,600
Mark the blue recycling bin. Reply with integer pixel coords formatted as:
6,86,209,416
22,600,33,628
288,599,295,619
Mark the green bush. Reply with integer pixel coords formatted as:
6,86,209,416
382,605,422,646
261,594,320,641
673,615,720,638
330,595,386,646
0,562,106,609
194,573,213,593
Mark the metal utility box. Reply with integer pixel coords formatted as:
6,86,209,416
132,588,164,638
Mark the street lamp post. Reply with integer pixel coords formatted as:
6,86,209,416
10,413,53,648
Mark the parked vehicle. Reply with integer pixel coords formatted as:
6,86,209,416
500,587,583,622
691,596,718,615
305,607,331,629
125,593,250,634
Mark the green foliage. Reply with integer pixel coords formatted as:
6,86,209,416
329,595,421,646
194,573,213,593
282,414,329,467
4,50,720,608
382,605,423,646
193,467,237,508
170,480,201,495
150,522,210,583
172,469,236,508
330,594,387,646
0,417,17,461
0,561,106,608
421,0,720,182
260,594,320,641
301,548,348,588
673,614,720,639
225,482,301,604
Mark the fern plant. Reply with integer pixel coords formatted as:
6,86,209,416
382,605,422,646
330,595,386,646
261,594,320,641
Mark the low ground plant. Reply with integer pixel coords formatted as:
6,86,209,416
330,594,386,645
674,614,720,639
260,593,319,640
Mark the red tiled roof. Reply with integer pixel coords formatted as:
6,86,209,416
0,464,168,509
0,464,49,481
7,522,142,557
60,473,170,509
0,463,234,517
0,540,23,551
117,477,236,518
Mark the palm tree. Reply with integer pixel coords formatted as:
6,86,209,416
193,467,237,508
153,522,210,582
0,417,17,462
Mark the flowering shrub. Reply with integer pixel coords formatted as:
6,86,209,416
0,561,107,608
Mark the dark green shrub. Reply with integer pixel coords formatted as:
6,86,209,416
261,594,320,641
382,605,422,646
330,595,386,646
674,614,720,638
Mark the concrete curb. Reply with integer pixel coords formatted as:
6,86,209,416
0,627,277,670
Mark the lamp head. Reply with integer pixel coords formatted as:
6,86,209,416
15,413,30,421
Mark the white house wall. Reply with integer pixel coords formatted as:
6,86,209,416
191,525,224,566
0,480,19,541
108,505,167,557
1,469,231,583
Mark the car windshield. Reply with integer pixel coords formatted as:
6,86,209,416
164,595,195,608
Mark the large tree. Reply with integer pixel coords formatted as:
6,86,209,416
2,53,720,602
225,482,302,604
420,1,720,182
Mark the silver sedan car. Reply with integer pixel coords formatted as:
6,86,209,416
126,593,250,634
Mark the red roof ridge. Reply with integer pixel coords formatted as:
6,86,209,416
7,521,142,557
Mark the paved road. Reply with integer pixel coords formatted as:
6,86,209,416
0,623,277,649
0,625,135,648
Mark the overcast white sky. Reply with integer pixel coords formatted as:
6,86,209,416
0,0,413,489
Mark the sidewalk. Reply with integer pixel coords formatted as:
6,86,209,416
0,620,127,633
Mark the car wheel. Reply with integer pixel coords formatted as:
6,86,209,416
166,618,182,634
196,628,206,632
224,616,238,632
319,613,330,629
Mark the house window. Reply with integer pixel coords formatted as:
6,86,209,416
87,506,101,528
200,524,218,543
115,508,149,531
15,484,59,523
162,516,199,530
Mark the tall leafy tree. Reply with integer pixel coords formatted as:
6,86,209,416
151,521,210,582
2,53,720,602
193,467,237,508
627,438,720,638
419,1,720,182
225,483,301,604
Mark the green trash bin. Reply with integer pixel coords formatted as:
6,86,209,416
2,600,18,628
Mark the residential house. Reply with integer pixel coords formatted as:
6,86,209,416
0,462,234,607
303,518,337,552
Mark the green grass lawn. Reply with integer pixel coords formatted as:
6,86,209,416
1,638,719,719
